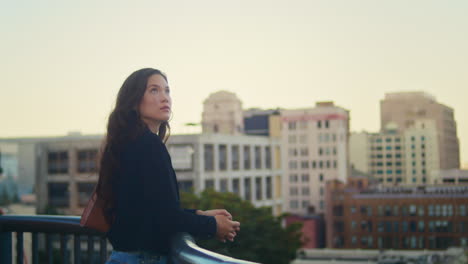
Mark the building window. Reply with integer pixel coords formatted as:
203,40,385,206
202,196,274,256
243,146,251,169
205,179,214,189
289,174,298,182
319,173,324,182
204,144,214,171
302,187,310,195
47,151,69,174
255,177,262,200
266,176,272,199
218,179,228,192
244,178,251,201
254,146,262,169
232,179,240,195
302,200,309,209
77,182,94,206
418,221,425,232
317,120,322,128
77,149,97,173
288,121,296,130
219,145,227,171
48,183,69,207
265,146,272,169
325,120,329,128
312,161,316,168
231,145,240,170
301,174,309,182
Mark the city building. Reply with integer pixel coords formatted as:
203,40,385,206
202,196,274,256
0,133,102,196
431,169,468,185
167,133,283,215
284,214,325,249
243,108,281,137
351,119,440,186
325,180,468,250
380,91,460,169
25,132,282,215
201,91,244,135
282,102,350,215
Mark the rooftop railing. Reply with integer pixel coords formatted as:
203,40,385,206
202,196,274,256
0,215,258,264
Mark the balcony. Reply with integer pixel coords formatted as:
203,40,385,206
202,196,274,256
0,215,258,264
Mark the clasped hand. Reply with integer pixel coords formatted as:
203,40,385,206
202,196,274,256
196,209,240,242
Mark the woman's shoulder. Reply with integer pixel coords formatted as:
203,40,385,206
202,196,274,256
123,128,163,155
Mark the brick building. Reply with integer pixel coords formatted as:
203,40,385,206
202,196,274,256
326,179,468,250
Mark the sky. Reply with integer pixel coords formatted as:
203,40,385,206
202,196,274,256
1,0,467,165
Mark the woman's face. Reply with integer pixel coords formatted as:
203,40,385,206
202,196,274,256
138,74,172,128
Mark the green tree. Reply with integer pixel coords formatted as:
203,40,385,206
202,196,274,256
180,189,303,264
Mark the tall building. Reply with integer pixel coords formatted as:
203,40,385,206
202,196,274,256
282,102,350,215
326,180,468,250
352,120,440,186
380,92,460,169
202,91,244,135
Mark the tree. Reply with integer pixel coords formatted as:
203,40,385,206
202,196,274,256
180,189,303,264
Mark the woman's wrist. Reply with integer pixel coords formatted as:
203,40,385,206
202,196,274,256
196,210,204,215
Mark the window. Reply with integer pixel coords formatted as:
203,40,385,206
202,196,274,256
231,145,240,170
288,121,296,130
47,151,69,174
220,179,228,192
312,161,316,168
219,145,227,171
244,178,251,201
232,179,240,195
317,120,322,128
325,120,329,128
255,177,262,200
302,187,310,195
204,145,214,171
289,174,298,182
418,221,425,232
48,183,69,207
302,200,309,209
301,174,309,182
77,182,94,206
205,179,214,189
243,146,251,169
319,173,324,182
254,146,262,169
77,149,97,173
266,177,272,199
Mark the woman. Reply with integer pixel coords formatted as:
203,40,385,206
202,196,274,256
97,68,240,264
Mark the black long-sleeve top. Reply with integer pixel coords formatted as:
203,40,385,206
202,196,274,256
107,128,217,254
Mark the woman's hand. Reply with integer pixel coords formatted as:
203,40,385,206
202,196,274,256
197,209,232,220
214,215,241,243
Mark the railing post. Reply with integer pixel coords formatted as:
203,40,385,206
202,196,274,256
0,231,13,264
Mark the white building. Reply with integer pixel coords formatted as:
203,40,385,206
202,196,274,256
167,133,283,215
281,102,350,215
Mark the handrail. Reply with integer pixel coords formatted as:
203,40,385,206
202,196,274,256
0,215,260,264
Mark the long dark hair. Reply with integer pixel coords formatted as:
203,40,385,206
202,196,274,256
96,68,170,225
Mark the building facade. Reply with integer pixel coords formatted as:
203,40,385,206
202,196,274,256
29,132,283,215
282,102,350,215
380,91,460,169
201,91,244,135
167,133,283,215
326,180,468,250
352,119,440,186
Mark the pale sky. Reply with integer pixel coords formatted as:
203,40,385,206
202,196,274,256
1,0,467,165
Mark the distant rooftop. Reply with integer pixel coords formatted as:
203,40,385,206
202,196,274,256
384,91,436,102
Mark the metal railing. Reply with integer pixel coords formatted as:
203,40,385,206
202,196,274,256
0,215,259,264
